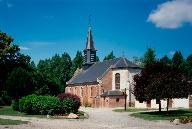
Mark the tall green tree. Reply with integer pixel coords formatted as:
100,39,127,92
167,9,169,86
160,55,171,65
6,67,35,100
172,51,184,69
0,31,32,94
70,51,83,76
36,52,72,93
103,51,115,61
184,54,192,77
143,48,156,67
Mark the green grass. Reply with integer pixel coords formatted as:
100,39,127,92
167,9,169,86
0,106,45,118
113,108,148,112
0,118,28,125
0,106,87,119
130,109,192,121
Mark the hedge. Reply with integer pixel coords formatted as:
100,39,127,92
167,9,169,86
18,94,81,115
19,94,61,115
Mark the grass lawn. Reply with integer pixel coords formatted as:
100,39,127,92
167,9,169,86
113,108,149,112
0,106,87,119
130,109,192,121
0,118,28,125
0,106,45,118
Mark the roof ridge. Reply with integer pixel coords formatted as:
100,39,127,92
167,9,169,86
123,57,128,66
98,65,112,80
113,57,123,67
102,57,120,63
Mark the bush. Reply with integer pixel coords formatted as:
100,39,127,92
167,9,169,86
62,97,76,114
19,94,62,115
11,100,19,111
179,116,192,124
0,91,11,106
57,93,81,113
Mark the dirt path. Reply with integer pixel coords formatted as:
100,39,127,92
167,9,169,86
0,108,191,129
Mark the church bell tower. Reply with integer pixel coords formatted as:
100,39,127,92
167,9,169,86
83,26,97,70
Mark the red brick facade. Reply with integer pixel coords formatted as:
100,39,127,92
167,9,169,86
189,96,192,108
66,69,126,108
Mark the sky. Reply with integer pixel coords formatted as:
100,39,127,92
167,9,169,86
0,0,192,63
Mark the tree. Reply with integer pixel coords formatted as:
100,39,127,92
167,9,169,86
134,62,192,112
143,48,156,67
172,51,184,69
6,67,35,100
96,56,100,62
183,54,192,77
36,52,72,93
103,51,115,61
160,55,171,65
70,51,83,76
0,31,33,96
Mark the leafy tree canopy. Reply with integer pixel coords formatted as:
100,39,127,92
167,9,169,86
103,51,115,61
6,67,35,100
143,48,156,67
160,55,171,65
172,51,184,69
134,62,192,112
70,51,83,77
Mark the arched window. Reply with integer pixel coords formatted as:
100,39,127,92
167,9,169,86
115,73,120,90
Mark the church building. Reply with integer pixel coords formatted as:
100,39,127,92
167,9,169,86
65,26,141,108
66,26,192,108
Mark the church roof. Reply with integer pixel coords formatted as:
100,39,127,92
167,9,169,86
67,57,140,85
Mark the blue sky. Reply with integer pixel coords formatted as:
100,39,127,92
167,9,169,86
0,0,192,63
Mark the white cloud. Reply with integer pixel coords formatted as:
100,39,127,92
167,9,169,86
148,0,192,29
169,51,176,56
19,46,30,51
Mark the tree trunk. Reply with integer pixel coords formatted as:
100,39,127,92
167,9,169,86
167,98,169,112
159,100,161,112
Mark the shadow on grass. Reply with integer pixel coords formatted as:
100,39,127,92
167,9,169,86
142,110,191,116
131,109,192,120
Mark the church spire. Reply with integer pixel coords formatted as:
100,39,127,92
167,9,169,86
83,17,97,69
85,26,95,50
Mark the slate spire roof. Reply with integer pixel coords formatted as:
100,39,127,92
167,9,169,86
68,57,140,85
85,26,95,50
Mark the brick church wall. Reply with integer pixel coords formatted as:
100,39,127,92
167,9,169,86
66,84,101,107
100,69,113,93
101,96,125,108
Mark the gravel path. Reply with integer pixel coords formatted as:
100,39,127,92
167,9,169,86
0,108,191,129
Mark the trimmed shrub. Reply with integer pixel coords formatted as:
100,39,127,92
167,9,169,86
11,100,19,111
19,94,62,115
57,93,81,113
62,97,76,114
